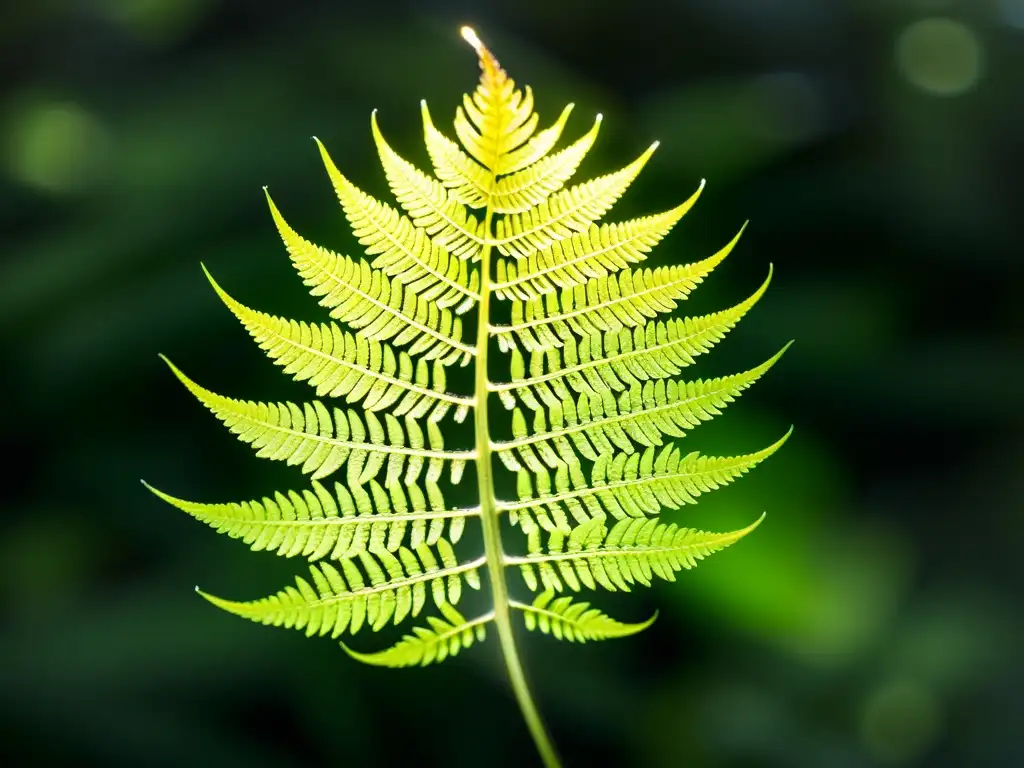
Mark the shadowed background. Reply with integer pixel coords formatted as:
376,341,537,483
1,1,1021,766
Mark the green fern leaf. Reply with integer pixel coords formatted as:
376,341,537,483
204,266,472,422
490,113,603,214
145,478,474,559
495,344,790,472
494,226,745,353
497,103,575,176
316,137,482,314
161,357,472,484
266,191,475,366
343,603,492,667
492,184,703,302
371,113,486,260
504,428,791,533
149,26,792,767
493,143,660,260
198,541,483,637
512,590,656,642
514,514,766,593
421,101,492,209
494,266,773,410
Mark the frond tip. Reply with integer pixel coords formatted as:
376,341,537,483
460,26,483,53
512,591,656,642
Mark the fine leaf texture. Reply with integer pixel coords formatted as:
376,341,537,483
147,29,791,758
161,356,473,485
144,479,475,559
494,266,774,411
495,344,791,473
266,190,475,366
503,428,792,533
198,542,484,637
342,603,492,667
515,515,767,593
317,136,482,314
492,227,746,353
513,591,656,642
204,266,472,422
492,183,704,302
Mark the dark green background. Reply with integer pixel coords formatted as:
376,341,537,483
2,1,1021,766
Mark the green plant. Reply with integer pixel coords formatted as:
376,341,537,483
146,27,790,767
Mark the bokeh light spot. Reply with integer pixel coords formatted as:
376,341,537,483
5,101,110,194
896,18,983,96
861,679,942,763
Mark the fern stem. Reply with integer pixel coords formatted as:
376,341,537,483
476,206,563,768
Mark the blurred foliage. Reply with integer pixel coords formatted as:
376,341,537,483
1,1,1021,766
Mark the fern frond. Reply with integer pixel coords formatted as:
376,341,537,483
144,478,478,560
204,267,472,423
493,267,772,410
371,113,485,260
266,192,474,366
512,591,655,641
198,543,484,636
316,137,481,313
497,103,575,176
156,27,792,767
502,429,791,533
343,604,492,667
512,514,765,593
490,114,603,214
493,225,745,353
162,358,473,484
495,344,790,472
493,184,704,302
493,143,659,260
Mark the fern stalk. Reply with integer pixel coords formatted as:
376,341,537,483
474,133,562,768
463,26,560,761
147,25,790,767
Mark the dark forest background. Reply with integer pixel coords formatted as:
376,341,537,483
1,1,1021,766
